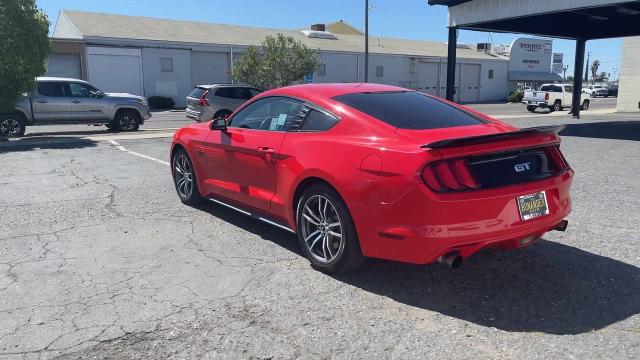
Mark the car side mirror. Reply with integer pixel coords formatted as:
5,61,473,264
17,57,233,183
210,118,227,131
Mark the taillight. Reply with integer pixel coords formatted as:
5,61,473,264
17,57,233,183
545,145,569,171
199,91,210,106
545,93,549,101
421,159,480,192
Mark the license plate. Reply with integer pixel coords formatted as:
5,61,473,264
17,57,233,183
517,191,549,221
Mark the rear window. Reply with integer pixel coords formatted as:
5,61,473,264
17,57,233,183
332,91,486,130
188,87,208,98
540,85,563,92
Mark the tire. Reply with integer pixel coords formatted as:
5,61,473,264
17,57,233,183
581,100,590,111
550,101,562,112
526,105,536,112
296,183,365,273
114,111,140,132
172,148,204,205
0,114,26,138
213,109,232,120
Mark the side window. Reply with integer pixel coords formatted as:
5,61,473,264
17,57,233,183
229,97,303,131
564,86,573,93
300,108,339,131
215,88,234,98
235,88,253,100
69,83,102,98
37,82,66,97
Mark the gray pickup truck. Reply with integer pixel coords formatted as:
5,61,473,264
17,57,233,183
0,77,151,137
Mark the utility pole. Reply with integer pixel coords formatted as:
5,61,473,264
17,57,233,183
364,0,369,83
563,65,569,82
584,51,591,85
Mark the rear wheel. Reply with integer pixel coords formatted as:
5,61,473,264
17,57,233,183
172,148,203,205
0,114,26,138
581,100,590,111
114,111,140,132
296,184,365,273
550,101,562,112
526,105,536,112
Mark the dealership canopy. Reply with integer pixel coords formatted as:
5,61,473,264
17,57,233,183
428,0,640,118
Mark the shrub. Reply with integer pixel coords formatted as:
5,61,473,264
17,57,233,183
508,90,523,103
148,96,175,109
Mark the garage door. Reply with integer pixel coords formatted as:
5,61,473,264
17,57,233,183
416,62,439,96
439,63,462,102
87,47,143,96
191,52,230,87
46,54,81,79
459,64,481,103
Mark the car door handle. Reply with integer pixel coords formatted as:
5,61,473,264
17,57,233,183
72,100,82,104
37,100,47,103
257,147,275,153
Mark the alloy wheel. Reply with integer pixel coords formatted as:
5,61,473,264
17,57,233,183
119,115,137,131
173,154,193,199
0,118,21,137
300,195,344,264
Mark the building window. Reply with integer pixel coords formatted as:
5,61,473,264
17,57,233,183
317,63,326,76
376,66,384,77
161,58,173,72
488,69,494,79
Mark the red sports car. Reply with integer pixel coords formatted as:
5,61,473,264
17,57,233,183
170,83,573,273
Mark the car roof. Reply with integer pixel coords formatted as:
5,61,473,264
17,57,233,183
194,84,255,89
37,77,88,83
266,83,407,99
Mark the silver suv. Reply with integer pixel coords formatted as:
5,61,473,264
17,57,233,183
185,84,260,122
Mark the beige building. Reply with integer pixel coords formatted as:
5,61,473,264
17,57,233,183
617,36,640,113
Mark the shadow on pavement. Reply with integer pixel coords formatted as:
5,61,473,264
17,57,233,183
194,202,640,335
560,121,640,141
24,128,113,137
0,136,99,153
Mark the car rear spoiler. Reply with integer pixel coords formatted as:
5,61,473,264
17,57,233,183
421,125,565,150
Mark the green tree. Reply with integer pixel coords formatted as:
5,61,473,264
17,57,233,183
590,60,600,85
0,0,50,112
233,33,318,90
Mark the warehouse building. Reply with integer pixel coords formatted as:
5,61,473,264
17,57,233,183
49,10,509,107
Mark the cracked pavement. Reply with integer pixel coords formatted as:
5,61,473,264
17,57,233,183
1,112,639,359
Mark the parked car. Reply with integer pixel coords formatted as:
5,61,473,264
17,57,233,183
185,84,261,123
171,83,573,273
608,86,619,97
522,84,590,112
584,84,609,97
0,77,150,138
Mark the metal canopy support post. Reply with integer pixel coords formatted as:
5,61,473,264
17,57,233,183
364,0,369,83
571,38,586,119
446,27,457,101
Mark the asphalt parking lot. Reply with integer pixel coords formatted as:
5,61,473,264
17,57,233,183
1,99,639,359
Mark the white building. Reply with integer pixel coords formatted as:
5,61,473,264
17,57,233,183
50,10,510,107
617,36,640,113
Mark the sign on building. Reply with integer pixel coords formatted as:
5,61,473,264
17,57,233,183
552,53,564,74
508,38,554,73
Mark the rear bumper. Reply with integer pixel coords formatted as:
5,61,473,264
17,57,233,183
349,171,573,264
522,101,548,107
186,108,212,123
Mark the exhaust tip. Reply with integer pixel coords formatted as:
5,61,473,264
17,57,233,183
439,252,464,269
553,220,569,232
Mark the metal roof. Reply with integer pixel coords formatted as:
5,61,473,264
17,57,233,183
53,10,505,61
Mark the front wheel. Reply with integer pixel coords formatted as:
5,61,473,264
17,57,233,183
0,114,26,138
114,111,140,132
581,100,590,111
172,148,203,205
296,184,365,273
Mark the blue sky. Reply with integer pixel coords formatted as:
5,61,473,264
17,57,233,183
38,0,622,79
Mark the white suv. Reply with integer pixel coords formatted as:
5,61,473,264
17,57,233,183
185,84,261,122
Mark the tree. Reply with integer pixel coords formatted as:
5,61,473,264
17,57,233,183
233,33,318,90
590,60,600,85
0,0,50,112
595,71,609,82
566,75,574,83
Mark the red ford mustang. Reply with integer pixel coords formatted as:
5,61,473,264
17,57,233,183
170,83,573,273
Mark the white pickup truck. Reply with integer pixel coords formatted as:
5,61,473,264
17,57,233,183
522,84,590,113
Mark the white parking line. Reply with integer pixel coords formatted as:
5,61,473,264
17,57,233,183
108,140,170,166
